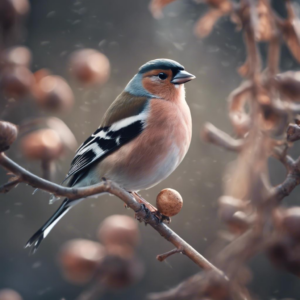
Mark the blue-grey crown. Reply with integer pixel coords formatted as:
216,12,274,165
138,59,184,74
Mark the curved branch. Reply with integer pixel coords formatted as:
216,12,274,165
0,153,222,274
202,123,244,152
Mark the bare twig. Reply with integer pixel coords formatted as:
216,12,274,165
202,123,244,152
156,248,182,262
272,146,295,171
0,177,20,193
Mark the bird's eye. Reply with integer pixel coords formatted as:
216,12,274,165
158,73,168,80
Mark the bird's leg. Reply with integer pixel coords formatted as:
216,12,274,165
131,192,171,224
132,192,157,212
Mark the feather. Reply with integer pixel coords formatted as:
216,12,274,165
64,99,149,183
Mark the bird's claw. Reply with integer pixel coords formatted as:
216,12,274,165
134,203,171,224
134,204,148,223
153,211,171,224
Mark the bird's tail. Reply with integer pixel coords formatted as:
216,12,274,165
25,198,71,254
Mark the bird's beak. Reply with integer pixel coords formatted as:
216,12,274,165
171,70,196,84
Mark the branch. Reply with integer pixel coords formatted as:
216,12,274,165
202,123,244,152
156,248,182,262
272,146,295,171
0,177,20,193
0,153,222,274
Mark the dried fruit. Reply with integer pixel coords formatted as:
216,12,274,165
45,117,77,151
156,188,183,217
275,71,300,102
69,49,110,86
267,235,300,277
98,253,144,289
0,121,18,152
21,129,63,161
33,68,50,83
19,119,77,179
59,239,105,285
0,66,33,98
218,196,249,234
1,46,31,67
0,289,22,300
34,75,74,112
280,207,300,240
98,215,139,250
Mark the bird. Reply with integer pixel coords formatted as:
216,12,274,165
25,58,195,253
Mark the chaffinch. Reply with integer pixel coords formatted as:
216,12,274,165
26,58,195,253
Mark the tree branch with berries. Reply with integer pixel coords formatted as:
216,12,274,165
0,1,225,298
2,0,300,300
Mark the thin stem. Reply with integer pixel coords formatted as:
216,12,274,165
202,123,244,152
0,178,20,193
156,248,182,262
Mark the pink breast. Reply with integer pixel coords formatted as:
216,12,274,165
98,95,192,191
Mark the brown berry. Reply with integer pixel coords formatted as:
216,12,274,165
105,244,135,259
0,289,22,300
281,207,300,240
0,121,18,152
69,49,110,86
98,215,139,250
156,188,183,217
34,75,74,112
20,129,63,161
275,71,300,102
218,196,245,220
6,0,29,16
267,235,300,277
2,46,31,67
33,69,50,83
59,239,105,285
0,66,33,98
98,254,144,289
45,117,77,152
218,196,249,234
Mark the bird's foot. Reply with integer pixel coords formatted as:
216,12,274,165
131,192,171,224
24,229,44,255
153,211,171,224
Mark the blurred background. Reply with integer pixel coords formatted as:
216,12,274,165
0,0,299,299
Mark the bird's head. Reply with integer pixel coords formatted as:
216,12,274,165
125,59,195,101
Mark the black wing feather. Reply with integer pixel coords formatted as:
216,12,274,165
64,120,144,185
